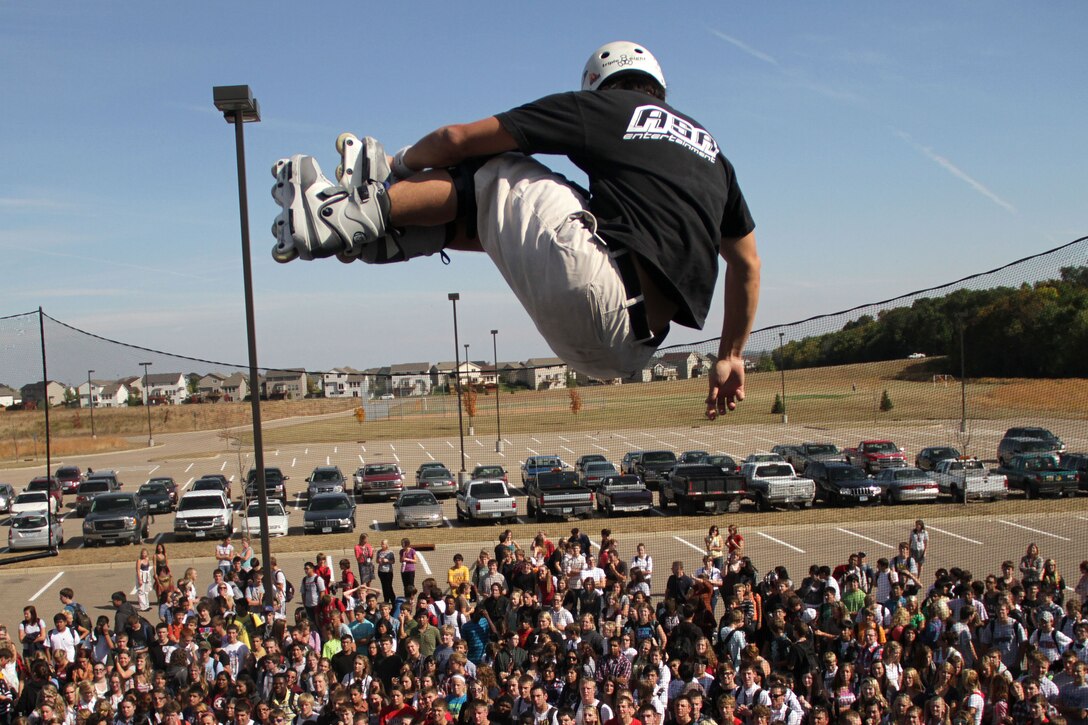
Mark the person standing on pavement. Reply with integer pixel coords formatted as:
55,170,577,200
400,539,418,596
354,533,376,590
377,540,396,603
135,548,153,612
909,521,929,581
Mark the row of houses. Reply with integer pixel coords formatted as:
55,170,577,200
2,351,732,408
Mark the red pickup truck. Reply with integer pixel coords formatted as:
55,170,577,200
844,440,908,475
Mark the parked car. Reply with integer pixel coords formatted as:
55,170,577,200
742,453,786,465
704,454,740,473
8,511,63,550
521,456,567,489
740,462,815,511
75,478,120,516
595,475,654,516
393,490,444,529
137,481,174,514
782,443,846,473
85,470,122,490
1001,426,1065,456
417,468,457,497
353,463,405,500
1059,452,1088,491
307,466,347,496
574,455,608,476
173,491,233,540
0,483,15,514
193,475,232,500
580,461,620,490
243,499,290,537
627,450,677,489
148,476,179,506
915,446,962,472
469,465,508,484
996,454,1078,499
11,490,57,516
661,464,747,514
997,436,1061,468
55,466,84,495
678,450,710,464
932,458,1008,502
525,471,594,521
416,462,449,485
807,461,881,506
244,468,287,503
82,492,150,546
844,440,908,474
25,476,62,508
303,492,356,534
456,479,519,524
873,467,940,504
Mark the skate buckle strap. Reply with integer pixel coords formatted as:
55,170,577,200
608,247,654,344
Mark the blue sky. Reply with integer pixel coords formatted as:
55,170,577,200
2,2,1085,381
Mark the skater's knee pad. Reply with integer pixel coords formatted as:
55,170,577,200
448,157,487,239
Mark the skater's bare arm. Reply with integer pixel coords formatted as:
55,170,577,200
706,231,760,420
401,117,518,172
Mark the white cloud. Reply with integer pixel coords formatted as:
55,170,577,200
708,28,779,66
893,129,1017,213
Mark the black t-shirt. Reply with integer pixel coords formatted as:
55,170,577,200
496,90,755,330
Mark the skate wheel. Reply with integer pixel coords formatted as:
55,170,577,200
271,158,289,179
336,164,348,184
335,132,358,155
271,241,298,264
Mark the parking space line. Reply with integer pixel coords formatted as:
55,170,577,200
757,531,805,553
326,456,331,465
446,441,454,449
359,454,365,463
372,520,381,531
183,477,195,491
334,447,338,454
220,461,227,471
561,446,575,455
29,571,64,602
526,448,539,456
475,440,483,447
926,525,983,545
416,551,432,576
360,445,366,452
530,437,541,444
185,463,194,473
672,536,705,555
304,448,309,455
593,444,608,452
558,435,569,443
998,520,1070,541
426,452,435,461
836,528,894,549
291,458,296,468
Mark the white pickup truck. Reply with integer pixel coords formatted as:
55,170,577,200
456,480,519,524
932,458,1009,502
740,461,816,512
174,491,233,541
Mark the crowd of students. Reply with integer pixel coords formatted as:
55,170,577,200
3,521,1088,725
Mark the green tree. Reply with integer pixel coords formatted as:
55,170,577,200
879,389,894,412
771,394,784,415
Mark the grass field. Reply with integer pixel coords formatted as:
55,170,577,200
2,358,1085,464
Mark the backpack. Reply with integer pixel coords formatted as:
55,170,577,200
72,603,93,634
285,579,295,603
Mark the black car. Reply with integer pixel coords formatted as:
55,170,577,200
195,474,232,500
705,454,739,473
807,461,882,506
82,492,150,546
303,493,356,534
137,482,173,514
147,476,179,506
1059,452,1088,490
915,446,962,471
998,427,1063,465
245,467,288,503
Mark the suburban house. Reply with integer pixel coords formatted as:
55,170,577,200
196,373,227,400
20,380,69,407
520,357,569,390
118,376,143,399
0,385,20,407
431,361,484,391
96,382,130,408
144,372,190,405
220,373,250,401
263,369,309,400
657,351,712,379
323,367,371,399
388,363,432,397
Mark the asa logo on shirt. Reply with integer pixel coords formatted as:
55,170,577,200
623,104,719,162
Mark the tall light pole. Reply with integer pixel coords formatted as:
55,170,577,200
139,362,154,446
777,332,788,424
957,313,967,436
449,293,467,483
213,84,273,606
87,369,96,439
491,329,502,453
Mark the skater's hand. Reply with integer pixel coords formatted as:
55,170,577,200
706,355,746,420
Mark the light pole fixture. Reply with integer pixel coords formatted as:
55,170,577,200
213,83,273,607
87,369,96,439
491,329,502,453
449,293,467,482
777,332,788,424
139,362,154,446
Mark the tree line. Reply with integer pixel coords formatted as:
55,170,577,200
765,266,1088,378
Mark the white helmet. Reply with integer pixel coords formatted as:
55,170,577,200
581,41,666,92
